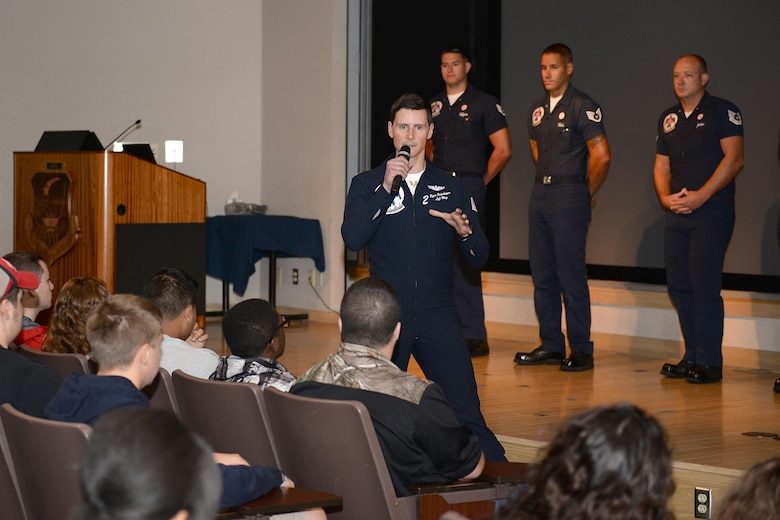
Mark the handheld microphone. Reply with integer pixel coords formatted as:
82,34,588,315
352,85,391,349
390,145,411,198
104,119,142,150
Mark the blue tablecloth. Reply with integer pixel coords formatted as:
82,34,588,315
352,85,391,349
207,215,325,295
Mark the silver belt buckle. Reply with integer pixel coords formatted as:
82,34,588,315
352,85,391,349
543,175,552,184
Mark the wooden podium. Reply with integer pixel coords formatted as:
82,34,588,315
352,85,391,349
13,151,206,312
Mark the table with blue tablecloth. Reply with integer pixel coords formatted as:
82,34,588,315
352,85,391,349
206,215,325,313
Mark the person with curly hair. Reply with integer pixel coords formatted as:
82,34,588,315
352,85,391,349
717,457,780,519
41,277,109,356
496,403,675,520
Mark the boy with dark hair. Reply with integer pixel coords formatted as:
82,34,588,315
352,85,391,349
3,251,54,350
142,267,218,378
212,299,296,391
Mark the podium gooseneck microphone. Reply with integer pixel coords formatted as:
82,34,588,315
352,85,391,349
104,119,142,150
390,145,411,198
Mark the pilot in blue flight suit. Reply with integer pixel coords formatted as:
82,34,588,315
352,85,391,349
342,93,505,461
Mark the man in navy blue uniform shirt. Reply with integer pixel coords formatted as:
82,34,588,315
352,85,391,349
514,43,611,372
342,93,505,461
427,48,512,358
655,54,744,384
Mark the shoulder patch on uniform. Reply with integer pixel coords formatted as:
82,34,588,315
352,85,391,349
727,110,742,126
496,103,506,116
532,106,544,126
385,188,406,215
663,113,678,133
586,107,602,122
431,101,443,118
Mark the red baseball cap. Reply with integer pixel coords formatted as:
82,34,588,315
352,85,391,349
0,257,40,299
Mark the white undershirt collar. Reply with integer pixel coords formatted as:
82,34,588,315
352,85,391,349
550,94,563,112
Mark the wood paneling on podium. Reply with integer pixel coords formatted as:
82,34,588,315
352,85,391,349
13,151,206,305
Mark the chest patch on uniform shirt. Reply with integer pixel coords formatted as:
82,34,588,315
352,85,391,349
586,108,602,122
728,110,743,126
385,188,406,215
431,101,443,118
663,113,678,133
532,106,545,126
558,111,566,120
421,186,451,206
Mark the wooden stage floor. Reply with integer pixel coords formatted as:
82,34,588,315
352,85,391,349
206,317,780,474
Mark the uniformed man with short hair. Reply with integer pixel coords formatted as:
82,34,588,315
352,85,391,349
655,54,744,384
427,47,512,358
514,43,611,372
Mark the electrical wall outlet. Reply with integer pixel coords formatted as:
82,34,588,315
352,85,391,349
292,268,299,285
308,269,323,287
694,487,712,519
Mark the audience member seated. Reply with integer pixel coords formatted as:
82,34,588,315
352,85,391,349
45,293,320,515
494,402,674,520
75,408,222,520
3,252,54,350
142,267,218,379
211,298,296,391
41,276,109,356
0,258,61,417
717,456,780,519
293,277,484,496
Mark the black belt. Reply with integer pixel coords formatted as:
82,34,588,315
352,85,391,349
535,175,586,185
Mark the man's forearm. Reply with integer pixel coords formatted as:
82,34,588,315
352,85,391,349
484,148,512,185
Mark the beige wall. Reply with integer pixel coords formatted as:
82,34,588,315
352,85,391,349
259,0,347,312
0,0,348,312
